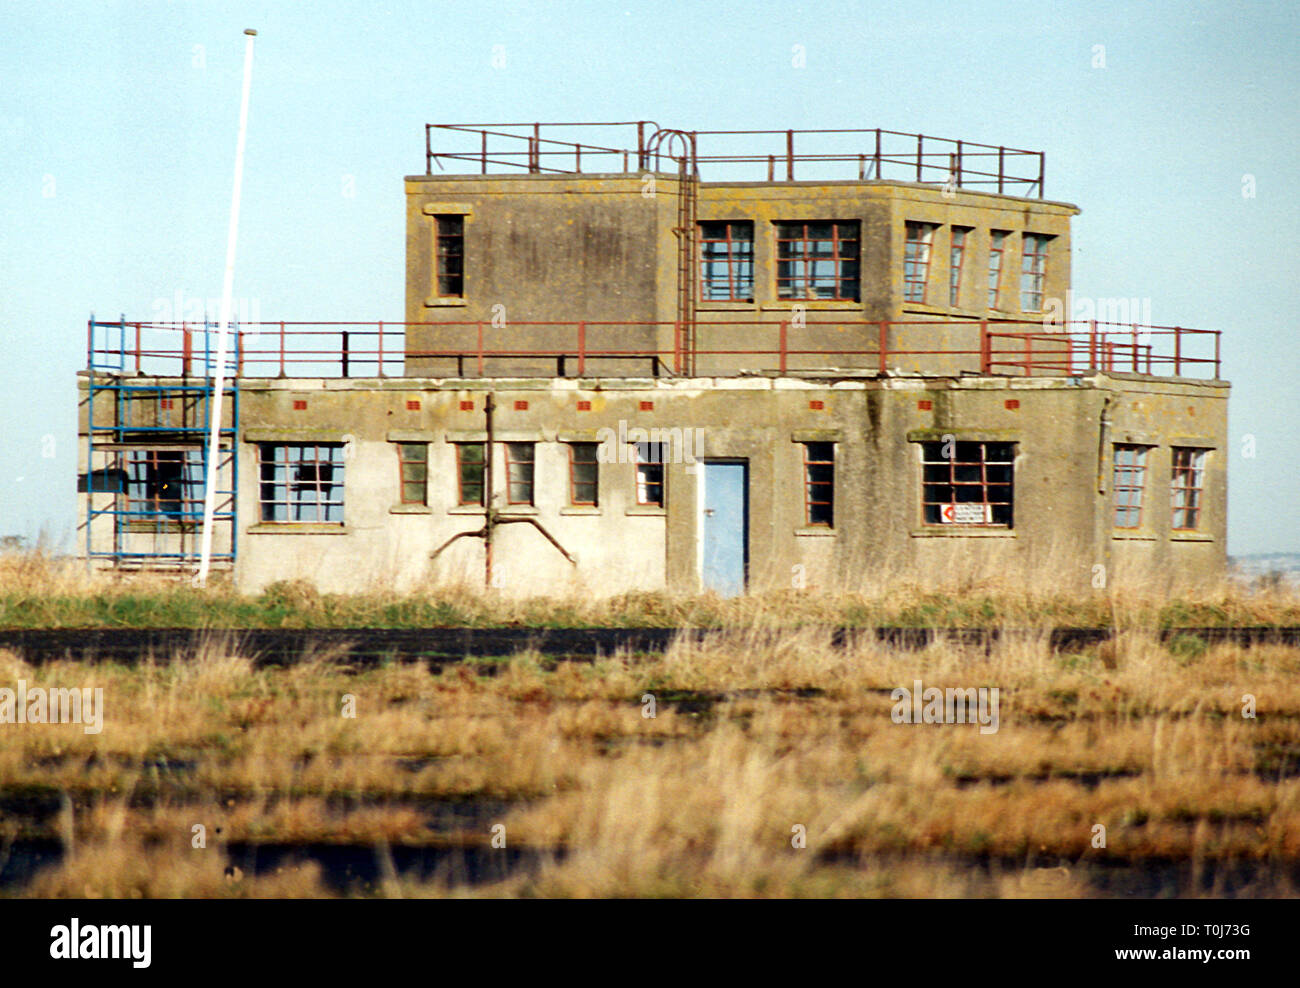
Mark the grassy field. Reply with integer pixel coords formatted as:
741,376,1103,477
2,552,1299,897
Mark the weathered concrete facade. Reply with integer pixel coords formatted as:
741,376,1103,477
77,123,1229,594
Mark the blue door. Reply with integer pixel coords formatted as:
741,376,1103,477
702,461,748,596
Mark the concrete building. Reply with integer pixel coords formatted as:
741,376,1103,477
78,123,1228,595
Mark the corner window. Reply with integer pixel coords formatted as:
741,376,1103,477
636,442,665,507
259,443,346,523
988,231,1008,309
455,442,485,507
1020,233,1050,312
920,440,1014,527
802,442,835,527
699,221,755,301
1112,444,1150,529
903,222,937,303
775,221,860,301
1171,447,1207,531
949,227,970,307
396,442,428,506
568,442,599,506
435,215,464,298
505,442,535,506
126,449,202,518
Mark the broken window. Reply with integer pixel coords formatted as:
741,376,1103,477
125,449,200,518
903,222,937,303
636,442,665,507
1171,447,1207,531
988,230,1008,309
396,442,428,506
920,440,1014,527
949,227,970,307
456,442,486,507
435,214,464,297
259,443,346,523
568,442,599,506
775,221,860,301
505,442,535,506
1020,233,1050,312
1112,444,1150,529
699,221,754,301
802,441,835,527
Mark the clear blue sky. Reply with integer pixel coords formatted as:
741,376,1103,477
2,0,1296,555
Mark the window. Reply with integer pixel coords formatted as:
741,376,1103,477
949,227,970,307
396,442,428,506
1171,447,1207,531
125,449,202,518
568,442,599,506
699,221,754,301
1112,444,1150,529
988,231,1008,309
775,221,860,300
802,442,834,527
903,222,936,303
1020,234,1050,312
259,444,345,523
636,442,665,507
920,441,1014,527
456,443,485,506
435,215,464,297
505,442,535,506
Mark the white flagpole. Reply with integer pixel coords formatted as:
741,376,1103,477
196,28,257,587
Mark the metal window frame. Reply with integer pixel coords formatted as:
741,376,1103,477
567,441,599,506
988,230,1008,309
698,220,755,302
774,220,860,301
903,221,936,304
1170,447,1207,531
802,441,835,527
1111,443,1150,529
258,443,346,524
635,441,665,507
1019,232,1049,312
505,441,536,506
396,441,429,506
919,440,1015,528
124,448,204,520
455,441,486,507
949,227,969,307
435,214,464,298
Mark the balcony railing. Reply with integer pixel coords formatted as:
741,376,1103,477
425,122,1046,197
87,317,1221,381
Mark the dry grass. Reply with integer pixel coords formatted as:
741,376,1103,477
2,617,1299,897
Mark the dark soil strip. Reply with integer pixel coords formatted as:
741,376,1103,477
1,626,1299,665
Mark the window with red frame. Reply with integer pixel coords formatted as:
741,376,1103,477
1020,233,1050,312
568,442,598,506
775,221,859,301
125,449,201,519
635,442,665,507
258,443,346,523
505,442,535,506
903,222,937,303
1171,447,1207,531
698,221,755,301
949,227,970,307
987,230,1008,309
455,443,485,507
1112,444,1150,529
802,442,834,527
396,442,428,506
920,440,1014,527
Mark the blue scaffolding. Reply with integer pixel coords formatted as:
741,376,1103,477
84,315,240,569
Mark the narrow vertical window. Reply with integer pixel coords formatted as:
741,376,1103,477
569,442,599,506
949,227,970,307
505,442,535,506
802,442,835,527
698,221,755,301
903,222,936,303
1112,444,1149,529
988,231,1008,309
1171,447,1207,531
1020,233,1049,312
397,442,428,506
456,442,485,507
636,442,665,507
436,215,464,298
